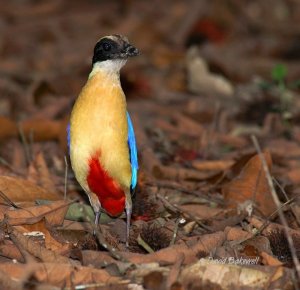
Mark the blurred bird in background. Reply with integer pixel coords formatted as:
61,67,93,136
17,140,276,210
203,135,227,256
68,35,139,246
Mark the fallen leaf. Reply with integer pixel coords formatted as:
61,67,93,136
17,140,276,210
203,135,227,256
179,204,222,219
0,243,23,261
225,226,253,241
261,251,283,266
21,119,62,142
287,168,300,184
15,219,69,253
222,151,277,216
191,160,234,171
0,263,120,287
179,259,286,289
0,117,65,144
186,47,234,97
0,176,61,204
4,200,70,226
27,152,57,194
121,231,225,265
0,117,17,141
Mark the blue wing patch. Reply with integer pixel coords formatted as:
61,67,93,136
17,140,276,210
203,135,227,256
67,123,70,152
127,111,138,190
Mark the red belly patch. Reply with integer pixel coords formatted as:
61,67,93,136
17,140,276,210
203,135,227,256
87,153,125,216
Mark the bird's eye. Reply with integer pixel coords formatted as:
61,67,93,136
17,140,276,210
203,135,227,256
103,42,111,51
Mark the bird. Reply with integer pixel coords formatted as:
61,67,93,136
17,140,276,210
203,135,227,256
68,35,139,246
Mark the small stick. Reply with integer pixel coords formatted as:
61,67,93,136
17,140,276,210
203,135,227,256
64,155,68,200
137,234,154,253
169,217,181,246
0,190,20,209
0,156,23,176
9,229,36,263
251,135,300,280
146,180,223,205
17,124,31,165
156,193,212,232
273,177,289,201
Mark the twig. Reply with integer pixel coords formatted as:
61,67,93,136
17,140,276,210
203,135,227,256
251,135,300,280
137,234,154,253
146,180,224,205
0,156,23,176
0,190,20,209
169,217,181,246
17,123,32,165
8,225,76,265
156,193,212,232
251,197,298,238
94,230,128,263
64,155,68,200
203,102,221,160
273,177,289,202
9,229,36,264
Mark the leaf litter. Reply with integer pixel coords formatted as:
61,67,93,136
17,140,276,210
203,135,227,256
0,0,300,289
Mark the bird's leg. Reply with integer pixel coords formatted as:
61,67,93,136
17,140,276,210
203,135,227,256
93,210,101,235
125,195,132,247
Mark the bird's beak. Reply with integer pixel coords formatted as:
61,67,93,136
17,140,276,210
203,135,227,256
123,44,139,57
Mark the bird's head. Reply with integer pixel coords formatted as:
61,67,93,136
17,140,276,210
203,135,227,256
92,35,139,72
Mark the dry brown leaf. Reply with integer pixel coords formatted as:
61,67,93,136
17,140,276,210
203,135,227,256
186,47,234,97
179,259,285,289
260,251,283,266
61,220,93,232
15,219,69,253
287,168,300,184
249,216,300,237
225,226,253,241
121,231,225,265
154,165,214,181
11,140,26,171
191,160,234,171
0,262,120,287
82,250,118,267
179,204,222,219
222,151,277,216
0,176,61,203
0,117,65,144
217,134,248,149
4,200,70,226
167,253,184,288
269,139,300,158
0,117,17,141
0,243,23,261
27,152,57,193
10,227,74,265
21,119,62,142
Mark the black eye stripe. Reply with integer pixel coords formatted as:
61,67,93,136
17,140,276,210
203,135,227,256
103,42,111,51
94,39,116,53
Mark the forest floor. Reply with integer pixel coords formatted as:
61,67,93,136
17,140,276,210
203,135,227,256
1,0,300,289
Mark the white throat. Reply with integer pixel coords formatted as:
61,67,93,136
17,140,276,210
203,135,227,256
89,59,127,78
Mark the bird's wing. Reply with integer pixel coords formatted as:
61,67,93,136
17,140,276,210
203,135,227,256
127,111,138,190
